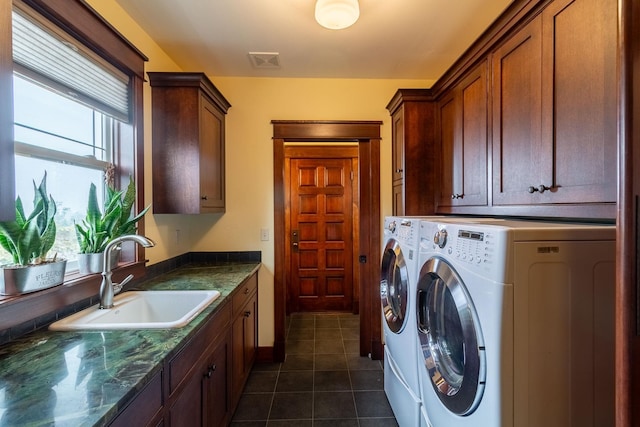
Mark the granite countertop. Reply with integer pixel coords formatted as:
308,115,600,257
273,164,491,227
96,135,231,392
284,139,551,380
0,262,260,426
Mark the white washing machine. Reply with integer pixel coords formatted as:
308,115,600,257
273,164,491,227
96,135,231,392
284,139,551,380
415,219,615,427
381,216,436,427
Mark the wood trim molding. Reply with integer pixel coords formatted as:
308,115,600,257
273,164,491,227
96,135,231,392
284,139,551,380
272,120,382,141
0,0,14,221
19,0,148,77
271,120,382,362
618,0,637,425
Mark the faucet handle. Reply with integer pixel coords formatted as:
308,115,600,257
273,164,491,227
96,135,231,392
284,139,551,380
113,274,134,295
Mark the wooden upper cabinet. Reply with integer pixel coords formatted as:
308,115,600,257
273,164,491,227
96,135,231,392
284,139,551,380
437,61,489,209
386,89,437,216
148,72,231,214
492,0,617,208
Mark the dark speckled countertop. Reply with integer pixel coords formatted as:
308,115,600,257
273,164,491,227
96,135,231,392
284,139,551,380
0,262,260,426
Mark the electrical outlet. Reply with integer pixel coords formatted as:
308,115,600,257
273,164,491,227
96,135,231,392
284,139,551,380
260,228,269,241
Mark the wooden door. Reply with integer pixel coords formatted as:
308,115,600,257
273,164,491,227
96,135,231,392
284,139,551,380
288,155,355,312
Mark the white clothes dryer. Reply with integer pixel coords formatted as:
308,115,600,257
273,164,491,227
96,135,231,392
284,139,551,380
381,216,438,427
415,219,615,427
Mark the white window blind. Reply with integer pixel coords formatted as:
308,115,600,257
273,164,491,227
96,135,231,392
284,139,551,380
12,8,130,121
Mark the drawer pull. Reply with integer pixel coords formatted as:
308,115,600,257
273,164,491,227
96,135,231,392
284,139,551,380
244,288,250,294
528,185,551,194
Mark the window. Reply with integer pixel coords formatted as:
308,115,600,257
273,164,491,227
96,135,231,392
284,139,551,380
1,5,137,272
0,0,147,331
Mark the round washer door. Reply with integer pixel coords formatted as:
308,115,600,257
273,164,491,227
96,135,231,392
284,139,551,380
380,239,409,333
416,256,486,415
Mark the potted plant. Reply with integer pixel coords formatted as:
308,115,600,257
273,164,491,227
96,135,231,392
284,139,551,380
74,178,149,274
0,172,66,295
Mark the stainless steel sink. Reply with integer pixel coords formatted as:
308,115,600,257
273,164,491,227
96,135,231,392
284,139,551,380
49,290,221,330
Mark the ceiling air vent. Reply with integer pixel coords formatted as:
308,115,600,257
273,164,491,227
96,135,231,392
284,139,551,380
249,52,280,69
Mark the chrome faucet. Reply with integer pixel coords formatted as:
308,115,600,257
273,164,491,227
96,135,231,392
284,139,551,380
99,235,155,309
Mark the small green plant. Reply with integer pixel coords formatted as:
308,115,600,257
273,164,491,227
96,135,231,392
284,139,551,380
75,178,149,254
0,172,57,266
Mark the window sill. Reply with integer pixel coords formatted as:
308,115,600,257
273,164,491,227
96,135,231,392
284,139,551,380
0,261,147,332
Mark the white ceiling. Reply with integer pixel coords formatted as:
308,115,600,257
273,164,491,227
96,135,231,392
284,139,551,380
114,0,512,80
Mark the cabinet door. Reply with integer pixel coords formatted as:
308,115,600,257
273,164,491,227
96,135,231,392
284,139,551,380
458,63,488,206
391,109,405,215
203,334,231,427
437,92,458,206
391,108,405,185
539,0,617,204
232,292,257,401
491,15,543,205
169,366,204,427
437,62,488,208
199,94,225,211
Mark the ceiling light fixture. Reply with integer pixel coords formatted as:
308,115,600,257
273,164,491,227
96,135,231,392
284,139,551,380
315,0,360,30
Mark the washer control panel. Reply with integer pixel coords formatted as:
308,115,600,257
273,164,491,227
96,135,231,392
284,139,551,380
419,221,507,274
419,220,512,283
451,229,487,265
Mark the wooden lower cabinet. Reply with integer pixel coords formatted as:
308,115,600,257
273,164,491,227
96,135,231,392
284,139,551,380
108,272,259,427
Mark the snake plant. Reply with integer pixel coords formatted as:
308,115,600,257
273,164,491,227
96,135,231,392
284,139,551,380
0,172,57,266
74,179,149,254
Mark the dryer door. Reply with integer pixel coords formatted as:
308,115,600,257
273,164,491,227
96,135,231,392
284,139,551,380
416,256,486,415
380,239,409,333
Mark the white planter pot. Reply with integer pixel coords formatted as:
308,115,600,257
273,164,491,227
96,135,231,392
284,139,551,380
0,259,67,296
77,249,120,275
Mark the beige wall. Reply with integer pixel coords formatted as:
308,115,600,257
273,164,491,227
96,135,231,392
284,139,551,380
89,0,434,347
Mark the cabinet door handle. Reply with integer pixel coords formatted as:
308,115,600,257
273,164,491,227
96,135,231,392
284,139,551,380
395,169,403,173
527,185,551,194
451,193,464,199
244,310,251,317
205,365,214,378
201,195,208,200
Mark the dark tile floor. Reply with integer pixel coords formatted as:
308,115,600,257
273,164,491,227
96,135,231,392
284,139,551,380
231,312,398,426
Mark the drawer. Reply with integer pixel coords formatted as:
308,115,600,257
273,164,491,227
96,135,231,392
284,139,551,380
168,302,231,394
232,273,257,318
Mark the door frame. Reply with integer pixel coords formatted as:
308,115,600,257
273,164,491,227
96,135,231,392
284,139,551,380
272,120,383,362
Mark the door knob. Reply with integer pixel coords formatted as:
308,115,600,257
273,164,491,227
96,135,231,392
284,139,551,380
292,230,299,251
